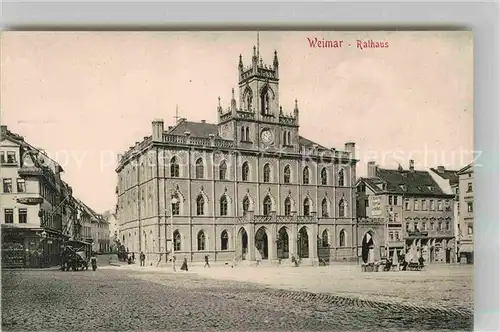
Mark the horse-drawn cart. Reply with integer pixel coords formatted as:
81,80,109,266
61,240,92,271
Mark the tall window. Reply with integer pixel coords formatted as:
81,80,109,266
221,230,229,250
220,196,228,216
321,198,328,217
240,127,245,141
171,195,180,215
302,166,310,184
287,132,291,145
197,231,206,251
17,179,26,193
338,199,345,217
338,169,345,186
467,202,473,213
322,229,329,247
195,158,204,179
18,209,27,223
4,209,14,223
219,161,227,180
429,200,435,210
245,127,250,141
404,199,410,210
284,197,292,216
393,196,398,205
260,85,271,115
446,221,450,230
284,165,291,184
242,196,250,214
421,200,427,210
7,152,16,164
414,200,420,210
321,168,328,185
173,230,181,251
242,162,249,182
303,199,310,216
467,183,472,192
283,131,288,145
339,230,346,247
437,200,443,211
196,195,205,216
263,196,272,216
263,164,271,183
0,152,4,163
3,179,12,193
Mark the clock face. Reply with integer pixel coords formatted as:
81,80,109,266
261,129,273,144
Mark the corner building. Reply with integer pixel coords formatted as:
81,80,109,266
116,45,358,265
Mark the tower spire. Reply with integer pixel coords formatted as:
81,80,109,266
257,31,260,61
174,104,180,123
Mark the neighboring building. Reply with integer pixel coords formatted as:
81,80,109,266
75,199,110,253
116,44,358,264
102,210,119,250
1,125,67,268
456,163,474,264
429,165,460,261
356,160,456,264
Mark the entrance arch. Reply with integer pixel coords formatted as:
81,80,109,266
297,226,309,258
361,232,375,263
236,227,248,260
277,227,289,259
255,227,269,259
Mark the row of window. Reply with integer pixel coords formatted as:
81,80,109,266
406,221,451,232
2,178,26,193
404,198,451,211
172,194,349,217
171,157,347,185
0,151,17,164
4,208,28,223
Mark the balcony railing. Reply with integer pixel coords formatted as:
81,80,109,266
236,213,316,224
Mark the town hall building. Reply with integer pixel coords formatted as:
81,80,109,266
116,43,358,265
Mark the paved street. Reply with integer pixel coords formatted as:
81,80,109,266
2,267,473,331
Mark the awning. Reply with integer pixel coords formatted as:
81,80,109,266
459,244,474,253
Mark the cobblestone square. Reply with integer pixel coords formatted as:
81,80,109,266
2,265,473,331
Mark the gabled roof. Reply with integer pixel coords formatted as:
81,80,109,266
75,198,102,222
429,168,459,185
457,163,473,175
165,119,329,150
376,168,445,195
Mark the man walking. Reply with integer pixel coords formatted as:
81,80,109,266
172,255,177,271
139,251,146,267
204,255,210,268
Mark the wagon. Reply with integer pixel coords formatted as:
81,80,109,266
61,240,92,271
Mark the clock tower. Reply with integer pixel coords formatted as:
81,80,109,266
217,37,300,152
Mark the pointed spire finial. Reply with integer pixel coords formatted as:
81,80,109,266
253,45,256,56
231,88,235,99
257,31,260,60
295,99,298,108
218,96,221,107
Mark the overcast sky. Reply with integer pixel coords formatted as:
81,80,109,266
1,31,473,213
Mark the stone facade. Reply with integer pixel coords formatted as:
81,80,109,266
356,160,456,264
456,164,474,264
116,44,358,264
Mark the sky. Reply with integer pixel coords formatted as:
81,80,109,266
1,31,473,213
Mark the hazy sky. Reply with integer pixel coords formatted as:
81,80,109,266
1,31,473,213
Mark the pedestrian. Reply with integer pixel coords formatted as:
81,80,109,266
172,255,177,271
131,252,135,263
204,255,210,268
140,251,146,267
157,253,162,267
180,256,188,271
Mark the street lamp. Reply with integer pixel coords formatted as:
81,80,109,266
170,195,179,260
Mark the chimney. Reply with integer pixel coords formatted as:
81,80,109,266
367,161,377,178
152,119,164,142
184,131,191,136
409,160,415,172
437,165,445,173
167,126,173,130
201,120,206,123
345,142,356,159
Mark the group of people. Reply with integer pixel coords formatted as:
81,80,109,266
383,253,425,271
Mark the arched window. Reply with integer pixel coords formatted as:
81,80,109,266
242,162,249,182
339,230,346,247
171,194,180,215
196,195,205,216
322,229,329,247
263,196,272,216
197,230,206,251
284,197,292,216
170,157,180,177
338,199,345,217
246,91,253,111
283,132,287,145
195,158,204,179
242,196,250,215
221,230,229,250
219,161,227,180
260,86,270,115
303,198,311,216
240,127,245,141
338,169,345,186
303,166,310,184
245,127,250,141
220,195,228,216
321,167,328,185
263,163,271,183
284,165,291,184
287,132,291,145
173,230,181,251
321,198,328,217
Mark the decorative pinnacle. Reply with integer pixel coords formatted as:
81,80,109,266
253,45,256,56
295,99,298,108
218,96,221,107
231,88,235,99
